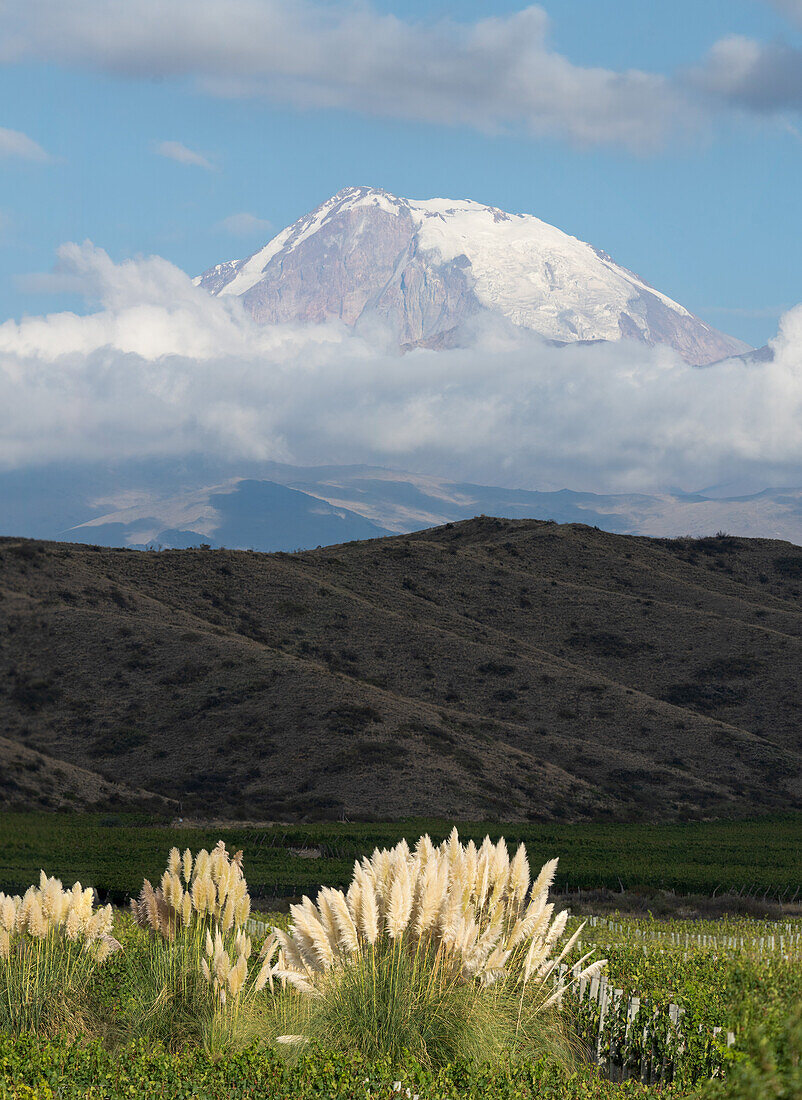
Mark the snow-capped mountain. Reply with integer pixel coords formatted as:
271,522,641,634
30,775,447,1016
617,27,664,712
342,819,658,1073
197,186,749,365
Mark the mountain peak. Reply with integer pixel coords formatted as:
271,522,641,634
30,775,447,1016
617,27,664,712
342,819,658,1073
198,189,750,364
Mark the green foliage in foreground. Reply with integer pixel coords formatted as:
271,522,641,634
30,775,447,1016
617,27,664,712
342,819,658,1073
2,813,801,902
0,1035,692,1099
573,916,802,1042
704,1005,802,1099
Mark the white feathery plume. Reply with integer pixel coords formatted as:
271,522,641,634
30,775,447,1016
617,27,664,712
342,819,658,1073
274,927,307,974
530,858,559,902
507,899,553,950
27,898,47,939
492,837,509,880
221,896,235,934
328,889,359,955
345,878,362,928
273,970,318,996
255,955,274,992
1,896,16,933
292,905,334,971
316,889,340,950
414,833,436,866
235,894,250,928
259,931,278,961
509,844,530,903
194,849,210,881
543,909,569,952
205,877,217,916
285,915,320,973
359,879,379,945
385,876,406,940
190,877,207,915
412,860,446,939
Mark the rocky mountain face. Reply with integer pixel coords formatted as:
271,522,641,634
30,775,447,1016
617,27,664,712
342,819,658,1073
197,186,749,365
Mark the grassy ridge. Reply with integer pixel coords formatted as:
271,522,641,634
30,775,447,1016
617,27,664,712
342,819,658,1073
1,813,800,901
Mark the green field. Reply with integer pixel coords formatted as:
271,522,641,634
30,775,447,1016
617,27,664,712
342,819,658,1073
1,813,800,903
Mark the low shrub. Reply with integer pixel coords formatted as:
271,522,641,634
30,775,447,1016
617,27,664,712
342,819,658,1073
126,841,273,1053
0,872,118,1037
0,1034,690,1099
266,830,603,1069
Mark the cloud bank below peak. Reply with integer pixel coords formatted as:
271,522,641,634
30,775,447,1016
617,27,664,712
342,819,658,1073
1,241,802,494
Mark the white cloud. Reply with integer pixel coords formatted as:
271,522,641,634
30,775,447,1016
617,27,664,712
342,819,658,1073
155,140,214,169
217,212,273,236
2,241,802,492
0,1,688,152
0,126,50,161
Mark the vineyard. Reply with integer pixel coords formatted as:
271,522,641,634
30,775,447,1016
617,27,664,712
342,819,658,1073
565,913,802,1086
1,813,800,902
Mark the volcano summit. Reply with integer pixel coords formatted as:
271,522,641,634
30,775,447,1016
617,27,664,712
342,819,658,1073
197,187,748,364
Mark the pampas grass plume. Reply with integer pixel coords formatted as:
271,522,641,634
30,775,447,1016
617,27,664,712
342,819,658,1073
0,896,15,933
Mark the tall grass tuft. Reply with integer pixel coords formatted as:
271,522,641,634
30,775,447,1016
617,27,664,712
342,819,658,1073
127,841,275,1052
265,829,603,1068
0,872,118,1037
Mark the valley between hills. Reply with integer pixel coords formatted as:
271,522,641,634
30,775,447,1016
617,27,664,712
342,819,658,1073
1,517,801,823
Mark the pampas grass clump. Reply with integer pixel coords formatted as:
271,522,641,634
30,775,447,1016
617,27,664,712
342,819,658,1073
128,841,275,1051
0,872,119,1036
266,829,604,1068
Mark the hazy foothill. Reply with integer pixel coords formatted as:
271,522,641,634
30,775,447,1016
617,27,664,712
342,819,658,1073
2,520,802,822
3,1,802,1096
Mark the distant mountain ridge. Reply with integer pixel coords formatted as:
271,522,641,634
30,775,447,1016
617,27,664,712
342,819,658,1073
52,466,802,551
3,461,802,552
197,186,749,365
70,479,390,551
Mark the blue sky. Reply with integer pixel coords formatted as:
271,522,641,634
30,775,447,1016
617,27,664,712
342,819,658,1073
0,0,801,347
2,0,802,499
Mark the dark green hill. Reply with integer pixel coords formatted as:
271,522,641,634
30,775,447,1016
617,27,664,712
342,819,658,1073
1,518,801,821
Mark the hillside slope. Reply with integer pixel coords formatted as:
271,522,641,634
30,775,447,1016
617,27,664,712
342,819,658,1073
1,520,800,821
